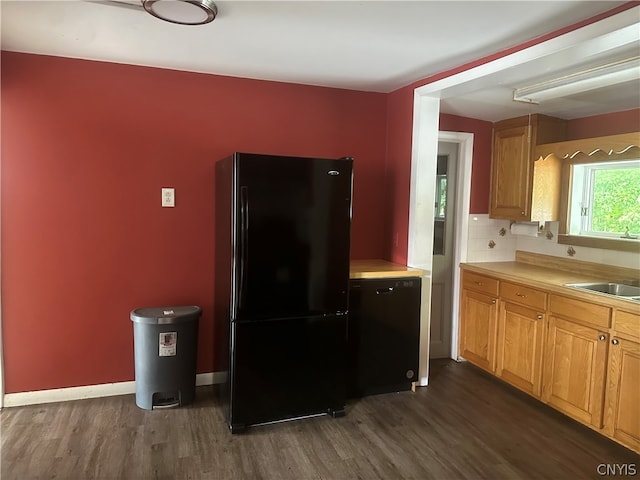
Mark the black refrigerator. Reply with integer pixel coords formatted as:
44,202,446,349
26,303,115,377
215,152,353,433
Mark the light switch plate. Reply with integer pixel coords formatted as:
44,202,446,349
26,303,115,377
161,188,175,207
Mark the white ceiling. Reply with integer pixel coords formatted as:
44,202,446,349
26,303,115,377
2,0,639,122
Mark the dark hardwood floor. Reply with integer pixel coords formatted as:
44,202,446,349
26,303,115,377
2,360,638,479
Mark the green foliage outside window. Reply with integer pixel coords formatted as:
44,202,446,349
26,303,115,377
591,167,640,235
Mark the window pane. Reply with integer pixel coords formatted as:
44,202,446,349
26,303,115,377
438,177,447,217
591,166,640,235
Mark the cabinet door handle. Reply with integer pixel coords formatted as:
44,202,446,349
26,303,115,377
598,334,606,341
516,293,527,298
536,315,543,320
612,338,619,345
520,211,525,215
491,299,496,304
475,281,483,286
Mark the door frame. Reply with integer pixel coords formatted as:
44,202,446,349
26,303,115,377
408,121,472,386
429,137,471,360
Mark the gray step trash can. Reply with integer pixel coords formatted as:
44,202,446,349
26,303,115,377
130,305,201,410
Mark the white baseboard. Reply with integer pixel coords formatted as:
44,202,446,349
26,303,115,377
2,371,228,408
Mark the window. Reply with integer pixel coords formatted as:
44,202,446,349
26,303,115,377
433,155,448,255
568,160,640,239
558,148,640,252
435,174,447,219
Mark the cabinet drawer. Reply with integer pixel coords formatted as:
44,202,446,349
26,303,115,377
500,281,546,310
549,294,611,329
614,310,640,340
462,271,498,297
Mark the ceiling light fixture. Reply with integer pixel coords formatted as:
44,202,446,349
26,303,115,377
513,56,640,104
142,0,217,25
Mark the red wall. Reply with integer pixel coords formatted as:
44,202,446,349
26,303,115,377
568,108,640,139
3,3,638,395
440,114,493,215
1,52,387,393
383,87,414,264
383,82,493,264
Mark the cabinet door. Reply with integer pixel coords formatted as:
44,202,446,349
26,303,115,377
604,336,640,453
490,124,531,220
496,301,545,397
460,288,498,373
542,316,608,428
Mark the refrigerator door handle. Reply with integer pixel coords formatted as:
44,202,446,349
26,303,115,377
239,186,249,311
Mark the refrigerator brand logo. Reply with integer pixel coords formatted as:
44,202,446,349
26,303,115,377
327,170,340,176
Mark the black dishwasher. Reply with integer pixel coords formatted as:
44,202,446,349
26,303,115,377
348,277,421,397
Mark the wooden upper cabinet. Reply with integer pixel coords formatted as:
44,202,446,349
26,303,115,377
490,114,567,221
490,123,531,219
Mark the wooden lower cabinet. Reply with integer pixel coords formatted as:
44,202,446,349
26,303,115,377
460,288,498,373
542,316,608,428
496,301,545,397
604,310,640,453
459,267,639,453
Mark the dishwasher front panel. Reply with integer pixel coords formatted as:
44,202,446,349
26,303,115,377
348,277,421,397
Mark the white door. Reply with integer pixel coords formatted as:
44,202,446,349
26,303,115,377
429,142,458,358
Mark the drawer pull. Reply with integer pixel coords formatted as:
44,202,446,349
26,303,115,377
516,293,527,298
475,281,483,286
491,299,496,304
612,338,619,345
598,334,606,341
537,315,543,320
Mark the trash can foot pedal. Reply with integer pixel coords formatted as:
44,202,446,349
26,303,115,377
152,393,180,409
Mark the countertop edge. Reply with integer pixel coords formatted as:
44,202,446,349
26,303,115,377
350,260,424,279
461,262,640,312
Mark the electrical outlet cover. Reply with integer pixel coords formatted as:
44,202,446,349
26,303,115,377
161,188,175,207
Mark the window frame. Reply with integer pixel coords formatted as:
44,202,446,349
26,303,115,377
570,159,640,238
558,147,640,252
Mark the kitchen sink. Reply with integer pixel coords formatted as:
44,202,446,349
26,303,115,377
564,282,640,302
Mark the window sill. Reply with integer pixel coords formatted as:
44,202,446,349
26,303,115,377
558,234,640,253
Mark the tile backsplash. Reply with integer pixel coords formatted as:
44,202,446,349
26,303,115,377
466,215,516,262
466,215,640,270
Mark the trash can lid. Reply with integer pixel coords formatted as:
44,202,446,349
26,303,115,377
130,305,202,324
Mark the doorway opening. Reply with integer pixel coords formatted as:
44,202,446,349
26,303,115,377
429,142,458,359
408,122,473,386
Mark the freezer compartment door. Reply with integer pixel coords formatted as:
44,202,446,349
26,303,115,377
234,153,352,321
228,314,347,431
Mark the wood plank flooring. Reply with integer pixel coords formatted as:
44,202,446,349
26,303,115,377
2,360,638,479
